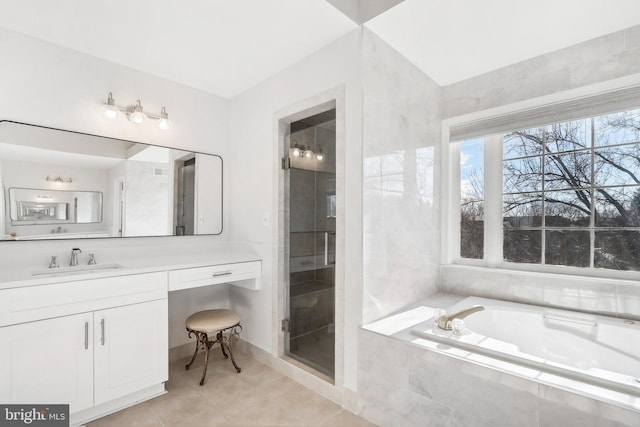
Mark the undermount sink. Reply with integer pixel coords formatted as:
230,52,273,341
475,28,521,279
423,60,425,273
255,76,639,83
31,263,124,277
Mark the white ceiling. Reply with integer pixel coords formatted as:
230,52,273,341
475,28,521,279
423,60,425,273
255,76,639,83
366,0,640,86
0,0,357,98
1,0,640,97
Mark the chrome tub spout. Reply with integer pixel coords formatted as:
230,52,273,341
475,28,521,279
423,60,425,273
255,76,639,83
437,305,485,330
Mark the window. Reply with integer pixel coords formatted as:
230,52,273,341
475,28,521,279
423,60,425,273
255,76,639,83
455,107,640,272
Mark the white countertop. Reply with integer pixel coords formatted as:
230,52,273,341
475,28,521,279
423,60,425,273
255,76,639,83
0,250,261,290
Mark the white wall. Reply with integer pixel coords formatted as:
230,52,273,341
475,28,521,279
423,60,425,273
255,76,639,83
227,29,363,391
0,26,233,349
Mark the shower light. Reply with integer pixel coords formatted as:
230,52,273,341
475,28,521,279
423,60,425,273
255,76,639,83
289,140,324,161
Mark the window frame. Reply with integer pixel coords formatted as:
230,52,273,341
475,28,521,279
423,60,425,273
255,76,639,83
442,76,640,280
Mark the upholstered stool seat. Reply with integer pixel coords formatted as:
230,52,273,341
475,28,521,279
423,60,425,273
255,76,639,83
185,309,242,386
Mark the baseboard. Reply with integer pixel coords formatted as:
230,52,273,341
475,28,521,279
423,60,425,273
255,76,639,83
71,384,165,427
168,342,195,362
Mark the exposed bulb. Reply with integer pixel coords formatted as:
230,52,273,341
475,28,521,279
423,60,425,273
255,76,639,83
304,147,314,158
104,92,119,120
129,100,146,124
158,107,172,130
316,153,324,161
290,140,302,157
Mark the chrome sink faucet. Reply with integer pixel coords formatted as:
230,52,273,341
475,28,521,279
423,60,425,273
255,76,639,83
436,305,485,330
70,248,82,266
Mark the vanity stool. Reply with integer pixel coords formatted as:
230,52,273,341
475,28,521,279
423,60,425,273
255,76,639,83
185,309,242,386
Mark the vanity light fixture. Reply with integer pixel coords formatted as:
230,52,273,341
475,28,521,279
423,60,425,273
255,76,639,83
103,92,172,130
46,176,72,185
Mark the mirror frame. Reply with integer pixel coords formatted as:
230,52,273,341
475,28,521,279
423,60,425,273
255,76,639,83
0,120,224,241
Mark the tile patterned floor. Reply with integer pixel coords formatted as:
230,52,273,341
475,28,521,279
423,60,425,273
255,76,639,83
88,349,376,427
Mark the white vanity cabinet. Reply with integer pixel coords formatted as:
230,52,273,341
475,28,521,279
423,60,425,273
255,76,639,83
94,299,168,404
0,312,94,412
0,272,168,424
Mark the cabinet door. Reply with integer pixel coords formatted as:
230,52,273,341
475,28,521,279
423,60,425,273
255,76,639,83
94,299,168,404
0,313,93,413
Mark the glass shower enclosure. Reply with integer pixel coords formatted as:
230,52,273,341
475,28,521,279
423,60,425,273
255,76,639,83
284,108,336,378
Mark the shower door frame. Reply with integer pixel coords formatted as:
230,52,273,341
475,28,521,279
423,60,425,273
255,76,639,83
273,88,345,387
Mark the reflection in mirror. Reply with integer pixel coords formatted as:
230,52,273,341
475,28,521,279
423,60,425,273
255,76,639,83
10,188,103,223
0,121,222,241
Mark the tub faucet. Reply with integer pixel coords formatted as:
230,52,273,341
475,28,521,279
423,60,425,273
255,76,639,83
436,305,485,330
70,248,82,266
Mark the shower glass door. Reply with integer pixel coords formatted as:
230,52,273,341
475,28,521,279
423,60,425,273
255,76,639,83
285,109,336,378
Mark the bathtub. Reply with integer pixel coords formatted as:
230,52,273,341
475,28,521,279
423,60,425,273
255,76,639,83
411,296,640,398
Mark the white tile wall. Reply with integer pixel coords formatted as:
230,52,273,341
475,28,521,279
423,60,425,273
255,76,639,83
361,28,442,324
358,329,640,427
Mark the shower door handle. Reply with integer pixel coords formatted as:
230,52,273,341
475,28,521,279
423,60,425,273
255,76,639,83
324,232,328,266
324,232,336,266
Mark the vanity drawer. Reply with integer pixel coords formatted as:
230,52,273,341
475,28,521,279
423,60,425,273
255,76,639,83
168,261,261,291
0,272,167,327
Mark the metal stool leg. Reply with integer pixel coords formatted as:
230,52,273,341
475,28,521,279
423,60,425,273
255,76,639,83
185,329,200,370
222,324,242,373
199,332,211,386
218,331,228,359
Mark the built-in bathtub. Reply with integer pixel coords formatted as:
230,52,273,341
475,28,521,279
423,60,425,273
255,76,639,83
411,296,640,399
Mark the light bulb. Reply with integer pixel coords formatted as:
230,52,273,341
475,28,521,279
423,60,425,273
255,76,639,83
158,107,172,130
129,100,146,124
316,152,324,161
304,149,314,158
292,148,301,157
104,92,119,119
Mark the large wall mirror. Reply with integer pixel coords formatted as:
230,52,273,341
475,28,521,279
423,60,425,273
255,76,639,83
0,121,222,241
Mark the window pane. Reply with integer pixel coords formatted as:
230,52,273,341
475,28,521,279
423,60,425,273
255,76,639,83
504,128,544,159
544,152,591,190
595,108,640,146
504,230,541,263
503,194,542,227
546,119,591,153
460,139,484,259
595,230,640,271
503,157,542,193
594,145,640,187
461,211,484,259
545,230,590,267
594,186,640,227
544,190,591,227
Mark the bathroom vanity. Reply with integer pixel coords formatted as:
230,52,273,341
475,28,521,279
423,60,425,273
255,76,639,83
0,253,261,426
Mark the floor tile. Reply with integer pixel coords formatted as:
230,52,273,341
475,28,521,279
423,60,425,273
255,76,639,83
88,351,375,427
